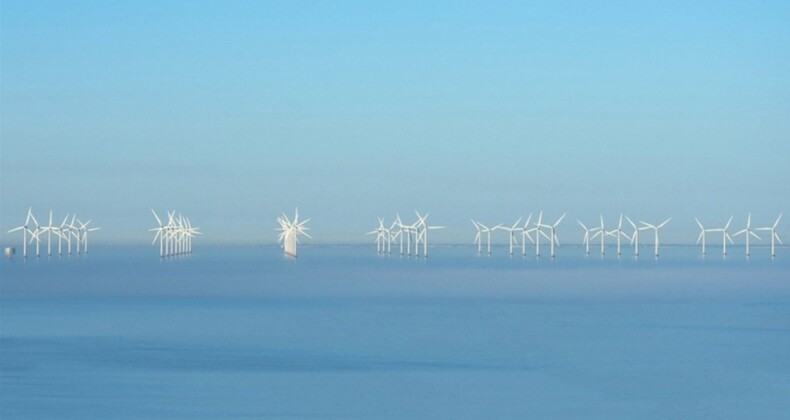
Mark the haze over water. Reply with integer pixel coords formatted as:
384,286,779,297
2,246,789,418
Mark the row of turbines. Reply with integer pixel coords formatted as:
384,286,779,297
4,208,783,260
6,208,101,258
695,213,783,257
470,213,669,258
367,212,783,259
150,210,202,257
367,211,445,257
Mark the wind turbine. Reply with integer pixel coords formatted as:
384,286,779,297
639,218,671,257
733,213,761,257
589,215,607,255
497,217,522,256
7,208,37,258
539,213,565,258
577,220,591,255
36,210,58,257
607,214,628,256
71,215,85,254
472,220,499,255
151,209,166,257
695,217,708,256
184,217,201,253
531,211,552,257
471,220,484,254
367,218,389,254
26,210,42,257
79,219,101,254
520,213,535,256
707,216,734,256
625,216,642,256
756,213,783,257
415,211,444,258
277,208,311,257
55,213,70,256
66,214,79,255
391,214,405,255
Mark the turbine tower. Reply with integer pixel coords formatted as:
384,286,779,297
544,213,566,258
756,213,783,257
75,219,100,254
607,214,628,256
520,213,535,256
497,217,522,256
277,208,311,257
151,210,166,257
577,220,591,255
733,213,761,257
532,211,551,257
589,215,607,255
7,208,37,258
415,211,444,258
695,217,708,256
472,220,499,255
639,218,671,257
391,214,405,255
707,216,734,256
55,213,71,256
625,216,641,256
367,218,387,254
471,220,484,254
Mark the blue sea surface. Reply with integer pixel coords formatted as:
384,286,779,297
2,245,789,419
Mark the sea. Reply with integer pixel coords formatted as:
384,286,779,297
1,244,789,419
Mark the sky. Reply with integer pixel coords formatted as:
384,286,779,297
1,0,789,244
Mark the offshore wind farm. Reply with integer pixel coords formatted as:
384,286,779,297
2,1,790,419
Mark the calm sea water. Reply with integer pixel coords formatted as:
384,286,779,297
2,245,789,419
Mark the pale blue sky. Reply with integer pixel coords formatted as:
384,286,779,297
2,1,788,244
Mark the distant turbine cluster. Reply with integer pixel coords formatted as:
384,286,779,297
368,211,444,257
150,210,201,257
277,208,311,257
6,208,100,258
695,213,782,257
578,215,671,258
472,211,566,257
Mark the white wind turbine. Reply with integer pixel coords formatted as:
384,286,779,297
577,220,592,255
606,214,629,256
472,220,500,255
695,217,708,256
639,218,671,257
55,214,71,256
66,214,79,255
78,219,101,254
471,220,484,254
539,213,566,258
756,213,782,257
520,213,535,256
589,215,607,256
391,214,405,255
71,215,85,254
367,218,389,254
624,216,645,257
27,210,42,257
707,216,734,256
184,217,201,253
497,217,522,256
415,211,444,258
150,209,166,257
7,208,37,258
36,210,58,257
733,213,761,257
532,211,552,257
277,208,311,257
